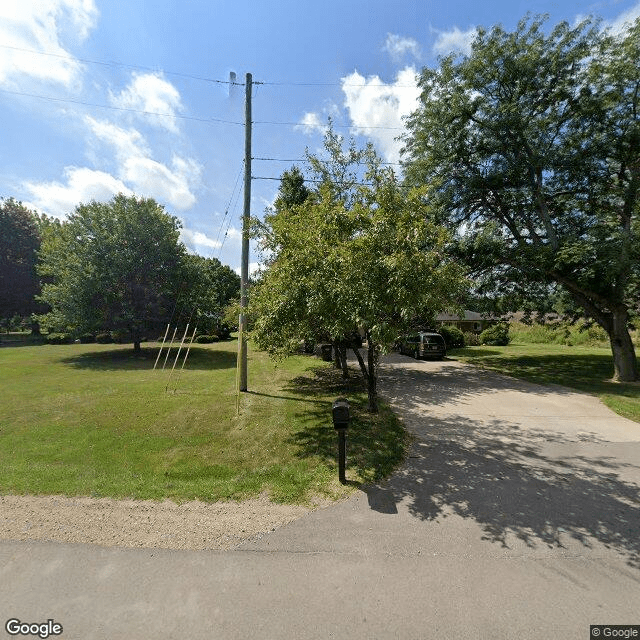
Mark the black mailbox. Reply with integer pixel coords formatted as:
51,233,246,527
332,398,350,429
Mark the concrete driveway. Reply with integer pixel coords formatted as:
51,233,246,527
1,354,639,639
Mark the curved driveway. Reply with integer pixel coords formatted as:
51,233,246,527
1,354,639,640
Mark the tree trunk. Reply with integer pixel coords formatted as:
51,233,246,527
352,347,369,380
609,309,638,382
337,343,349,378
365,332,378,413
352,345,377,412
331,342,342,369
133,340,141,353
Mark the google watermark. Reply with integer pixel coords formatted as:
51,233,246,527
5,619,63,639
591,626,640,638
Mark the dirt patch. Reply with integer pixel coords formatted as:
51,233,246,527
0,494,329,550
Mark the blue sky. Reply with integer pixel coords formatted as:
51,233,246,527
1,0,639,273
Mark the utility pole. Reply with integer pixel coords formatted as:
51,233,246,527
238,72,252,393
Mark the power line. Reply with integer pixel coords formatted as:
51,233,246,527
252,176,411,186
1,88,408,131
0,45,418,89
254,119,405,130
0,88,244,125
259,80,418,88
215,160,244,256
0,44,243,86
252,156,402,166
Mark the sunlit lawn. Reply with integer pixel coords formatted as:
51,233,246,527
450,342,640,423
0,340,407,503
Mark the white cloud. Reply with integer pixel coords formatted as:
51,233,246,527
432,25,477,57
295,112,328,136
224,227,243,241
180,228,221,252
234,262,261,277
605,2,640,34
121,156,200,210
110,72,183,133
85,116,150,163
84,116,202,210
341,67,420,163
0,0,98,89
24,167,131,219
383,34,421,61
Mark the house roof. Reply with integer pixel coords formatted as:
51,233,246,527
436,310,485,322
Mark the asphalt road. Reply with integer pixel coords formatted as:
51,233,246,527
2,354,639,639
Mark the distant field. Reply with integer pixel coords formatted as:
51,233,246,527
0,340,407,503
450,342,640,423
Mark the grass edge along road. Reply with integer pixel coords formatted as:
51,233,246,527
0,340,408,504
450,342,640,424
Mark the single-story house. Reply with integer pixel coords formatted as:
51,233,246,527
435,311,496,334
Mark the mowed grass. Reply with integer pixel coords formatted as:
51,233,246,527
450,342,640,423
0,340,407,503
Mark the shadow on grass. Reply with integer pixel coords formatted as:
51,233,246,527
246,390,328,405
0,336,48,348
453,350,639,399
282,365,410,484
60,345,237,371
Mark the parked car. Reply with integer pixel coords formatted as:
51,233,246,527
399,332,447,360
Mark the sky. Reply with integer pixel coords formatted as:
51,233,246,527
1,0,639,274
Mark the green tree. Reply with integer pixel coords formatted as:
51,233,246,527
38,194,188,351
184,254,240,335
403,15,640,381
0,198,41,328
252,132,467,411
274,166,310,210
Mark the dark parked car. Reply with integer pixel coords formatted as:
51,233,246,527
399,332,446,360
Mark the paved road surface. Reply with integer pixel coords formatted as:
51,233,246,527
2,354,639,639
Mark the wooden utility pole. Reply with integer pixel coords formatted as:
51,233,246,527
238,72,252,392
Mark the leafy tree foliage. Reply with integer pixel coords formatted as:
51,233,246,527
0,198,41,325
403,15,640,381
252,130,468,411
38,194,188,351
183,254,240,335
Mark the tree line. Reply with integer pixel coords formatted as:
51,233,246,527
249,13,639,406
0,194,240,350
2,13,637,409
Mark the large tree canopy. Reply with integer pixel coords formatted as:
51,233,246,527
183,253,240,335
403,15,640,381
251,131,467,411
38,194,188,351
0,198,40,323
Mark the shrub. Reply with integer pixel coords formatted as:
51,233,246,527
46,332,73,345
95,332,113,344
480,322,510,346
510,320,610,347
195,334,219,344
438,325,465,348
110,329,131,344
79,333,96,344
463,331,480,346
216,324,232,340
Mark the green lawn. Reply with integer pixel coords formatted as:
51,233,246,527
0,340,407,503
450,342,640,423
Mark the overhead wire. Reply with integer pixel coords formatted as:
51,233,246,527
214,160,244,253
0,44,417,88
252,156,403,166
0,44,244,86
217,162,245,260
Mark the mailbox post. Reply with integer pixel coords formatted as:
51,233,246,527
332,398,350,484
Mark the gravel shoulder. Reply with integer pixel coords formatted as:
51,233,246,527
0,493,331,550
